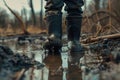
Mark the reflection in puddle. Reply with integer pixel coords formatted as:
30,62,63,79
0,38,78,80
23,52,68,80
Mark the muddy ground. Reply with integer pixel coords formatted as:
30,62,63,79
0,34,120,80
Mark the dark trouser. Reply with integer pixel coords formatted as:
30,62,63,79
45,0,83,14
45,0,84,40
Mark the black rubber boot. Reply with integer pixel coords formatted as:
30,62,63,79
43,13,62,55
66,14,84,62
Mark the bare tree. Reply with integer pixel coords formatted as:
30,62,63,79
21,8,28,27
111,0,120,22
40,0,43,28
100,0,108,9
29,0,36,26
94,0,108,10
94,0,101,10
3,0,29,34
0,9,9,28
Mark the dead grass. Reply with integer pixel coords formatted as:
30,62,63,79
27,25,47,34
0,25,47,36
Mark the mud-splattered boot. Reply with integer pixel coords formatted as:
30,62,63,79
66,14,84,63
44,34,62,55
43,12,62,55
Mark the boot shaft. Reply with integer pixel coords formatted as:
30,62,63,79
45,12,62,39
66,15,82,41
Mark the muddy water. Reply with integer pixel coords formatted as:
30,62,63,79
0,38,70,80
1,37,119,80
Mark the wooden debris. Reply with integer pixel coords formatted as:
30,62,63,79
81,33,120,44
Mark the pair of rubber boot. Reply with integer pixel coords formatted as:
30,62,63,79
43,12,83,58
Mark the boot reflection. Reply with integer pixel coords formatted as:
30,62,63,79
43,55,63,80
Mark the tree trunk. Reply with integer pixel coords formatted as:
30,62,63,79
21,8,28,27
94,0,100,10
40,0,43,28
3,0,29,34
29,0,36,26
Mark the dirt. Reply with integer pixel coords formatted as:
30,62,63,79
80,38,120,80
0,45,44,80
0,34,119,80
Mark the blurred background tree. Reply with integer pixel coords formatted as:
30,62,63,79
111,0,120,24
0,8,9,28
29,0,36,26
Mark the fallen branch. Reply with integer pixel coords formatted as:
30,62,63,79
81,33,120,44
